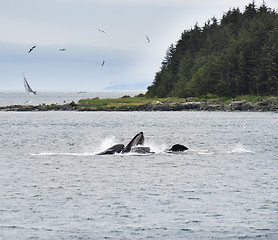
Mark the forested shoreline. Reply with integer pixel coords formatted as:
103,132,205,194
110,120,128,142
146,2,278,98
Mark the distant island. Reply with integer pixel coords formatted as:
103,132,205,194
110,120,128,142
1,95,277,112
146,2,278,98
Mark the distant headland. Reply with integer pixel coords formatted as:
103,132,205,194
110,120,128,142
1,95,277,112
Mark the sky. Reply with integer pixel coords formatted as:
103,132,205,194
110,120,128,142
0,0,277,91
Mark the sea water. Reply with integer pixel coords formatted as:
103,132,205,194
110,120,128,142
0,111,277,239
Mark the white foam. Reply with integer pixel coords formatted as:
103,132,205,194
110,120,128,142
229,144,253,153
181,149,214,155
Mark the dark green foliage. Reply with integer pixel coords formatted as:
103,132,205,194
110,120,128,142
146,2,278,98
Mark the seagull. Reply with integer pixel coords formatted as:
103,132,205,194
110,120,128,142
59,48,66,51
98,29,105,34
28,45,36,53
100,60,105,68
145,36,150,43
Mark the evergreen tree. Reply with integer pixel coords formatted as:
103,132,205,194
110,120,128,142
146,2,278,98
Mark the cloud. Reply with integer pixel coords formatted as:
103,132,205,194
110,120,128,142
1,0,277,90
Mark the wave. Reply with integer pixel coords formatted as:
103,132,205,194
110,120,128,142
188,149,214,155
30,152,96,156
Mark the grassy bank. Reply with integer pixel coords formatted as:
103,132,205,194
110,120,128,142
78,95,278,109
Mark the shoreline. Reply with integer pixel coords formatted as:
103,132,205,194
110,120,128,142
1,99,278,112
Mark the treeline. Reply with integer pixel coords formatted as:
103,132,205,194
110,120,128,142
146,2,278,98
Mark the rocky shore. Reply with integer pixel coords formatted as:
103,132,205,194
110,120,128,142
1,98,278,112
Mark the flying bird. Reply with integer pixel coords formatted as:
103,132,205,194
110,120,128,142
28,45,36,53
59,48,66,51
100,60,105,68
98,29,105,34
145,36,150,43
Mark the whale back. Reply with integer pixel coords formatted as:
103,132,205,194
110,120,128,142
168,144,188,152
96,144,124,155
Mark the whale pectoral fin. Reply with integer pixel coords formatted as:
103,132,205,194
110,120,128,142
96,144,125,155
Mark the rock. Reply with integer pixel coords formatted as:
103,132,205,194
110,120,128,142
135,93,145,97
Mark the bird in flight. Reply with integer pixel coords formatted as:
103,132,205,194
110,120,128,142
28,45,36,53
100,60,105,68
98,29,105,34
145,36,150,43
59,48,66,51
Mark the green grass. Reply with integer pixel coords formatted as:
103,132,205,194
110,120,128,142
78,97,190,108
232,95,277,102
78,95,277,109
78,97,150,108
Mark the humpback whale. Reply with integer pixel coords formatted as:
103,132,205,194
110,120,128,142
96,132,188,155
97,132,146,155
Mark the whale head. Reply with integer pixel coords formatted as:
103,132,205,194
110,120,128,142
122,132,144,153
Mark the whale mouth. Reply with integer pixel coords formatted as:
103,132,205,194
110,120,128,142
136,132,144,144
122,132,145,153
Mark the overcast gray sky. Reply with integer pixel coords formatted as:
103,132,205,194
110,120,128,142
0,0,277,91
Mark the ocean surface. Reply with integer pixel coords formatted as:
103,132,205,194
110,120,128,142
0,91,145,107
0,104,278,239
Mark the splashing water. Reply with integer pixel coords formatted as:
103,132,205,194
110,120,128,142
99,137,117,150
144,141,167,153
230,144,253,153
